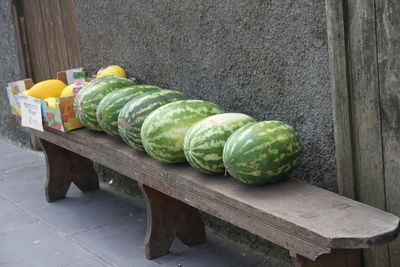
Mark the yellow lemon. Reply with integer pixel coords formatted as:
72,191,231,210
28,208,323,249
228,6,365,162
61,82,88,97
23,79,67,100
96,65,127,78
44,97,59,109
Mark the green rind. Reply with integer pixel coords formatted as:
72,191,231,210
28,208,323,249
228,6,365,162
118,90,188,151
222,121,303,185
96,85,161,136
141,100,224,163
184,113,255,174
74,76,136,131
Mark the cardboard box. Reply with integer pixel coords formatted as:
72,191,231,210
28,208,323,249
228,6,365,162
7,68,87,132
6,79,34,115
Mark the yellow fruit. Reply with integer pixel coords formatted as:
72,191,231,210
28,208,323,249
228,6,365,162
23,80,67,100
96,65,127,78
44,97,59,109
61,82,88,97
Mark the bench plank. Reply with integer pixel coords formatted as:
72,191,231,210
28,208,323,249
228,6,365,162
24,127,400,260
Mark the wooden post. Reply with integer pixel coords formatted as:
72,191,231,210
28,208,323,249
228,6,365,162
139,183,206,259
325,0,400,266
375,0,400,266
40,139,99,202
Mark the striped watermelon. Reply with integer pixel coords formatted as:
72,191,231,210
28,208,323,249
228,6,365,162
184,113,255,174
118,90,187,151
223,121,302,185
74,76,136,131
141,100,224,163
96,85,161,136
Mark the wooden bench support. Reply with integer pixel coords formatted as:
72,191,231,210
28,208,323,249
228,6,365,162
139,183,206,259
290,249,361,267
40,139,99,202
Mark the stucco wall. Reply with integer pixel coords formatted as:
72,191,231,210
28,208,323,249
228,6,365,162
74,0,334,263
74,0,335,190
0,0,29,146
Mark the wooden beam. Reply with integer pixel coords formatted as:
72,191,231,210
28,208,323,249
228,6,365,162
18,0,52,82
375,0,400,266
39,0,70,74
325,0,356,199
59,0,82,69
346,0,388,266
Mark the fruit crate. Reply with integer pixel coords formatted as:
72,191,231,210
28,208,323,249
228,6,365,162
6,68,87,132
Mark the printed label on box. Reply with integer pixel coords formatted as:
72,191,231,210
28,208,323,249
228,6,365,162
7,80,28,115
20,95,44,132
72,82,86,95
66,68,86,85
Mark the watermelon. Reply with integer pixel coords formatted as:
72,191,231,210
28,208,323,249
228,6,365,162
141,100,224,163
96,85,161,136
74,76,136,131
223,121,302,185
184,113,255,174
118,89,187,151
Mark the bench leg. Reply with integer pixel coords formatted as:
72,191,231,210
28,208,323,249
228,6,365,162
40,139,99,202
139,183,206,259
290,249,362,267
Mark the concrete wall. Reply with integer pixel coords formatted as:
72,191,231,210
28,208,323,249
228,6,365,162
74,0,335,191
0,0,29,146
74,0,334,263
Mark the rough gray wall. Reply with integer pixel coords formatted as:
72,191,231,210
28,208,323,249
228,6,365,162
75,0,334,263
75,0,336,191
0,0,29,146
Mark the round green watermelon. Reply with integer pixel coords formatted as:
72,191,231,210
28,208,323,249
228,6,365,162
118,89,187,151
223,121,302,185
184,113,255,174
141,100,224,163
96,85,161,136
74,76,136,131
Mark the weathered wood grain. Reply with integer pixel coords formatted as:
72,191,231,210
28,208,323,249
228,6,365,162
25,127,400,261
59,0,82,69
346,0,389,266
326,0,400,266
40,138,99,202
325,0,356,199
139,183,206,259
375,0,400,266
15,0,82,81
39,0,70,73
10,0,27,78
19,0,52,82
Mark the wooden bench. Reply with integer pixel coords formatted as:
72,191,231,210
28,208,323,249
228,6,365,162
23,126,400,267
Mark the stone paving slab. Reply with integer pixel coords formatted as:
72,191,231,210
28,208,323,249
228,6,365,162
18,186,139,235
0,222,92,267
0,200,35,232
64,257,107,267
0,142,43,172
0,139,272,267
0,163,45,203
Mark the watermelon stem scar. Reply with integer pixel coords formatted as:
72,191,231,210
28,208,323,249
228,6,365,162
224,165,231,176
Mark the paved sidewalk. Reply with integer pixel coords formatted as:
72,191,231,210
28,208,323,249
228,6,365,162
0,139,272,267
